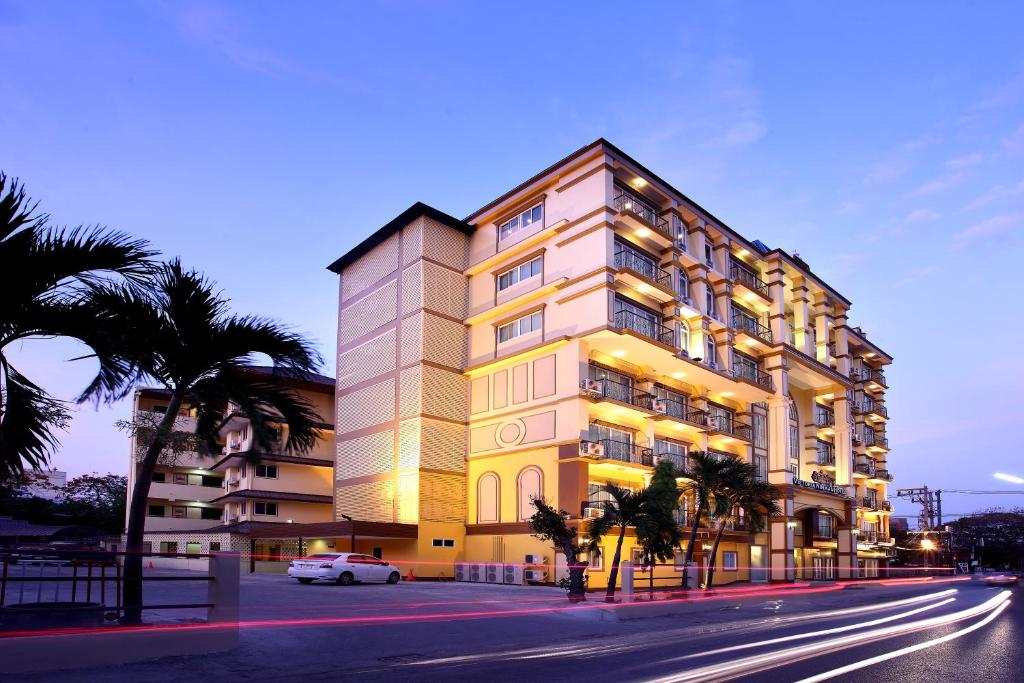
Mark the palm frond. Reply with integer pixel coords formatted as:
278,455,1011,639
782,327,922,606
0,362,71,481
0,173,46,242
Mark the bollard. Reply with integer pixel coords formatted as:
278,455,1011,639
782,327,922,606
621,561,634,598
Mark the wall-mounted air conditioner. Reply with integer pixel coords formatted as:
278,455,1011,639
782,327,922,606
524,569,547,583
524,554,546,565
707,417,720,430
503,564,524,585
583,379,604,395
454,563,468,582
485,563,501,583
580,441,605,458
468,563,483,583
652,399,667,414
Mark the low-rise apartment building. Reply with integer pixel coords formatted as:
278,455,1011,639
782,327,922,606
322,139,895,588
124,366,336,563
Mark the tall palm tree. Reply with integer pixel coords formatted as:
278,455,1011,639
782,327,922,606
84,260,323,624
594,483,648,602
702,457,755,589
0,173,154,481
635,459,684,595
679,451,734,589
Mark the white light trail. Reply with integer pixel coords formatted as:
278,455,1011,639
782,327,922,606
994,472,1024,485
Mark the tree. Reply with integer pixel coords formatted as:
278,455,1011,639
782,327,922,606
679,451,734,589
84,260,323,624
528,497,606,602
61,473,128,533
704,461,781,590
634,459,685,596
0,173,155,481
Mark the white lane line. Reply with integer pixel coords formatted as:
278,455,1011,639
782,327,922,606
794,598,1012,683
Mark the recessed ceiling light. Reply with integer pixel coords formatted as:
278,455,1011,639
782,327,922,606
611,350,627,358
636,228,651,238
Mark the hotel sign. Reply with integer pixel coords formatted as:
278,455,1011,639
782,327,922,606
794,473,847,497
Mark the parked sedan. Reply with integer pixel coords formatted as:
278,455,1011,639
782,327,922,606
288,552,402,585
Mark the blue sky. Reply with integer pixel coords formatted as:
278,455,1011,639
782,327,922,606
2,1,1023,523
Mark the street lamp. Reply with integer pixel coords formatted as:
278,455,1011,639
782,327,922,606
340,513,356,552
920,537,935,574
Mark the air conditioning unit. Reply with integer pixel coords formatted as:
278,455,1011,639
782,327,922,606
583,379,604,395
580,441,605,458
503,564,524,585
455,563,468,582
468,563,483,583
852,433,863,444
485,563,501,583
524,569,547,583
583,506,603,520
524,554,546,565
227,478,239,486
652,399,667,414
226,515,238,523
707,417,720,430
228,439,241,450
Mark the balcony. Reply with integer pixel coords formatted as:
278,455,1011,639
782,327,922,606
651,396,708,428
862,398,888,420
149,481,224,503
706,416,753,441
613,188,672,241
732,362,774,391
731,308,774,344
581,439,654,467
854,456,877,477
614,246,674,298
815,449,836,467
875,469,894,482
654,451,688,473
613,308,675,348
853,367,887,388
879,500,892,512
580,378,656,412
729,261,770,299
861,496,878,510
815,406,835,427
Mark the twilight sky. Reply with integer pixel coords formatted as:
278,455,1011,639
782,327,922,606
2,1,1023,524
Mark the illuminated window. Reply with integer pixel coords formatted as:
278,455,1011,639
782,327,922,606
705,336,718,368
678,320,691,355
477,472,499,523
497,311,542,344
678,270,689,300
723,551,738,571
517,466,543,521
498,203,543,241
705,285,715,315
497,256,542,292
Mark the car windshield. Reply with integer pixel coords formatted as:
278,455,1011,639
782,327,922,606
307,554,341,559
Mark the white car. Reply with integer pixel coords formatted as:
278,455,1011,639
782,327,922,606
288,552,402,585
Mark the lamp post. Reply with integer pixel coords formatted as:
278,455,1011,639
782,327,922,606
921,537,935,575
340,514,356,553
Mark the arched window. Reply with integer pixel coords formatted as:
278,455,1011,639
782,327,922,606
477,472,500,523
517,466,543,521
789,399,800,476
678,320,691,356
705,335,717,368
678,270,689,301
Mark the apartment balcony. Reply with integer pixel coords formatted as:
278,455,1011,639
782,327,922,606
706,416,753,442
858,529,881,544
860,496,878,511
649,397,709,431
613,188,673,243
854,456,877,478
729,261,771,300
874,469,894,483
731,362,774,391
149,481,224,503
673,507,695,527
613,308,675,348
613,247,675,301
862,399,889,421
815,406,835,428
812,450,837,468
852,367,887,389
580,379,657,422
731,309,774,346
879,500,893,512
654,451,688,474
580,439,654,468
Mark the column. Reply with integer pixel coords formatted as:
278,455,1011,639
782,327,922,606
770,492,795,582
837,498,857,580
812,292,831,365
792,278,810,355
833,310,852,376
833,390,854,492
766,259,787,344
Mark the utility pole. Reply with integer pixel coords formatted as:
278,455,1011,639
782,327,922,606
936,490,942,528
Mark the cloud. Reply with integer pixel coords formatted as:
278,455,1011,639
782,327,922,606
1003,122,1024,157
913,172,967,196
864,159,908,185
892,263,941,289
953,211,1024,249
904,208,941,224
966,180,1024,210
944,152,984,169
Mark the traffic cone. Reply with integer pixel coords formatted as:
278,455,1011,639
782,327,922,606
147,560,154,570
406,568,415,582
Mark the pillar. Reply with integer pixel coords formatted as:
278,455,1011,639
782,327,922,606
792,278,811,355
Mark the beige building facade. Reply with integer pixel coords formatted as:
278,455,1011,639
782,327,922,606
329,139,894,586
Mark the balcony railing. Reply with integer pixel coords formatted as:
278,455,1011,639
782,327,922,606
729,261,770,298
854,462,875,476
654,451,688,473
876,469,893,482
731,308,773,343
614,247,672,290
654,396,708,426
815,407,835,427
613,308,675,347
861,496,878,510
731,362,774,390
863,429,876,446
859,529,880,543
706,415,753,441
613,188,672,240
816,448,836,466
879,500,892,512
580,377,656,411
863,399,888,418
585,439,654,467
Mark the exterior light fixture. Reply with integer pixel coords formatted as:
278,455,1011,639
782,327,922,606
920,538,935,550
635,228,651,238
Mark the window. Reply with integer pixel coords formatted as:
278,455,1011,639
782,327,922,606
142,541,153,554
497,311,542,343
159,541,177,554
254,502,278,516
209,542,221,552
705,286,715,316
588,423,633,461
588,363,633,403
185,542,201,558
201,507,222,520
497,256,542,292
151,472,166,483
654,438,687,469
678,320,691,356
815,512,834,538
147,505,165,517
705,336,718,367
431,539,456,548
678,270,689,300
723,551,738,571
587,548,603,571
754,454,768,482
239,463,247,478
652,384,687,420
498,203,543,241
477,472,499,523
372,547,384,559
704,241,714,267
239,501,246,515
255,464,278,479
517,466,543,521
173,472,188,486
707,403,735,432
613,296,662,341
789,399,800,476
172,506,187,518
753,412,768,449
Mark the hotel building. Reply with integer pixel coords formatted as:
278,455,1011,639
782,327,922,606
327,138,895,586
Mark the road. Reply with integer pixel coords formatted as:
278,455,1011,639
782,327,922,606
10,574,1019,681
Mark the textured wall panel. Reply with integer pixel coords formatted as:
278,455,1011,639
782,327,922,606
337,329,397,391
422,313,467,369
422,260,468,319
399,312,424,367
339,281,398,345
335,430,394,480
419,471,466,524
397,471,419,523
398,418,421,470
419,418,467,472
336,378,395,435
400,262,423,316
336,480,394,523
341,233,400,303
401,217,424,265
420,365,467,423
423,217,468,270
398,366,422,418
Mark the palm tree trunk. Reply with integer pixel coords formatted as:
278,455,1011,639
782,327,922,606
122,391,184,624
682,500,705,588
604,525,627,602
704,519,728,590
566,546,586,602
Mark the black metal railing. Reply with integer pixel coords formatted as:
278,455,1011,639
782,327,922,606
589,438,654,467
816,447,836,466
879,500,892,512
876,469,893,482
861,496,878,510
654,451,688,473
580,377,656,411
863,429,876,446
732,362,774,390
815,407,835,427
863,399,888,418
706,415,753,441
614,247,673,289
614,308,675,347
731,308,773,343
852,367,886,386
613,188,672,240
854,462,875,476
729,261,770,298
654,396,708,426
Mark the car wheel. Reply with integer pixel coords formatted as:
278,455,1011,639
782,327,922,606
337,571,355,586
297,578,314,584
387,571,401,584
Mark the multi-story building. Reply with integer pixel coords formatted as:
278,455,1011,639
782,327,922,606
327,138,894,586
125,366,336,562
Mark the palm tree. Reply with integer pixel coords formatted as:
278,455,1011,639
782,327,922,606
635,459,684,596
0,173,154,482
83,260,323,624
528,497,607,602
679,451,734,589
702,457,754,589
